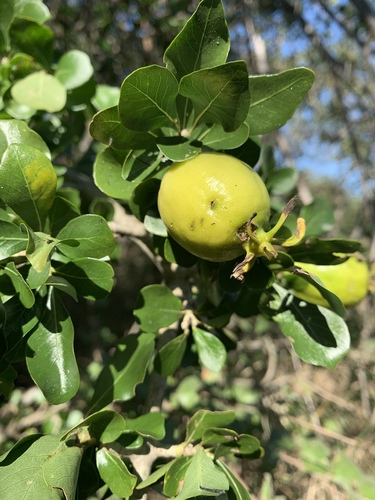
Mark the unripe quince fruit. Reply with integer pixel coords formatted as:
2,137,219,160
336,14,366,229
289,256,369,307
157,152,271,262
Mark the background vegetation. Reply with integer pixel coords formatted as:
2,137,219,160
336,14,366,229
0,1,374,498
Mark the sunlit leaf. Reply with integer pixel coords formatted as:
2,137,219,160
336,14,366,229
246,67,315,135
96,448,137,498
0,119,50,162
192,327,226,372
11,71,67,112
55,50,93,90
186,410,236,443
179,61,250,132
164,0,230,80
119,65,179,132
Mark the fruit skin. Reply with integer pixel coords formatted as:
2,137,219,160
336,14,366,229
157,152,270,262
288,256,369,307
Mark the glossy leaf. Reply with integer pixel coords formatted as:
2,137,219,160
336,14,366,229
179,61,250,132
0,144,57,231
186,410,236,443
144,214,168,237
11,71,67,112
164,0,230,80
56,214,116,259
119,65,179,132
272,284,350,369
134,284,182,332
89,105,156,150
93,147,134,200
174,449,229,500
26,290,79,404
202,122,249,150
0,119,50,162
87,333,155,414
55,50,93,90
216,459,251,500
96,448,137,498
0,434,82,499
2,262,35,309
54,258,114,300
155,333,188,376
192,327,227,372
0,221,28,260
246,68,315,135
156,136,202,161
202,428,238,446
125,412,165,440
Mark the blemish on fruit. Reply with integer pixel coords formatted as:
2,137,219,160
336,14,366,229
210,200,216,209
190,221,195,230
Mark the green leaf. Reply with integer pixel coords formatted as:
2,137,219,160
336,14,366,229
96,448,137,498
0,144,57,231
164,0,229,80
0,365,17,398
125,412,165,440
300,197,335,237
54,50,94,90
144,213,168,237
26,290,79,404
202,122,249,150
25,228,58,273
155,332,188,376
0,434,82,499
246,67,315,135
179,61,250,132
54,258,114,300
119,65,179,132
2,262,35,308
163,456,192,497
61,410,126,443
291,266,347,317
174,449,229,500
266,167,298,196
0,221,28,260
92,84,121,110
49,193,81,236
11,71,67,112
27,262,51,289
192,327,227,372
156,136,202,162
216,459,251,500
89,106,156,150
93,147,134,201
45,275,78,301
56,214,116,259
87,333,155,414
272,284,350,369
0,119,50,162
186,410,236,443
137,459,176,490
14,0,51,25
9,20,54,67
0,0,14,51
134,284,182,332
287,237,362,265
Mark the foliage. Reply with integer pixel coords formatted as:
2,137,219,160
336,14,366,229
0,1,373,499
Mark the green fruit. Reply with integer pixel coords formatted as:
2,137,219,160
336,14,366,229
289,256,369,307
157,152,271,262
